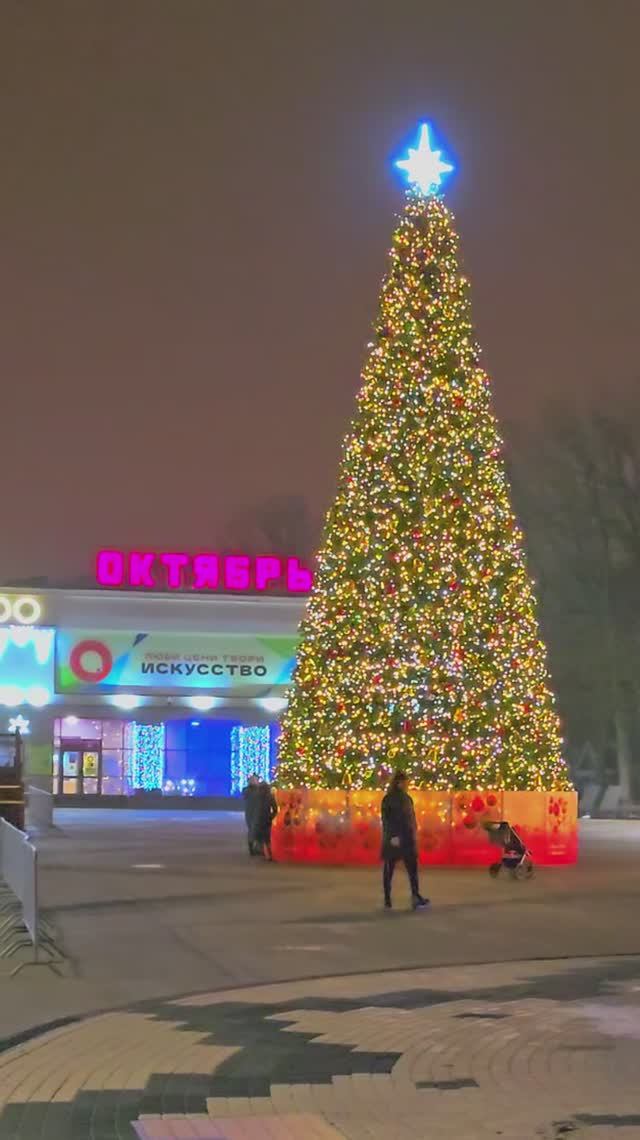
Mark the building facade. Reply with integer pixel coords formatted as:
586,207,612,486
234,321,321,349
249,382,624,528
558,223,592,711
0,570,306,803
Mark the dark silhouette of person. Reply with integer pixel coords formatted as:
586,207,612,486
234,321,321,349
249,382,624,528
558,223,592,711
380,769,429,910
242,775,260,855
254,781,278,861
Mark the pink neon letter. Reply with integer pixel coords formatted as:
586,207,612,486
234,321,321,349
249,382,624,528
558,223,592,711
129,551,156,588
160,552,189,590
286,557,313,593
193,554,220,589
224,555,250,590
255,555,282,591
96,549,124,587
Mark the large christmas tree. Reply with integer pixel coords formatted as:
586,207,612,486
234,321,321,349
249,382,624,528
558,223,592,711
278,124,571,794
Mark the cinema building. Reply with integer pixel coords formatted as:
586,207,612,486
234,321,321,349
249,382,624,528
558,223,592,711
0,550,310,804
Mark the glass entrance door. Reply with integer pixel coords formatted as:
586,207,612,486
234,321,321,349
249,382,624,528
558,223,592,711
55,739,102,795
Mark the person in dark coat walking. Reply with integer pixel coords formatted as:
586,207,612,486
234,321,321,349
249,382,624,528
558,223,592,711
243,775,260,855
254,781,278,861
381,770,429,910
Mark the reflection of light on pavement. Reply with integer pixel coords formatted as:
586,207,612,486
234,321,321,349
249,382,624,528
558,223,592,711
576,1001,640,1040
131,864,165,870
275,945,331,952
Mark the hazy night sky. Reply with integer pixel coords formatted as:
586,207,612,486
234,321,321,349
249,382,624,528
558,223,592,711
1,0,639,582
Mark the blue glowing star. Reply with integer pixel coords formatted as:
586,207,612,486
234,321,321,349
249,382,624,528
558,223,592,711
395,123,454,195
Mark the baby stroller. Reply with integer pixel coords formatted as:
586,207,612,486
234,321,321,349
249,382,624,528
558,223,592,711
486,821,534,880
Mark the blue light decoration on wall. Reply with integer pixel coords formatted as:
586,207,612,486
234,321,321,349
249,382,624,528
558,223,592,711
230,726,270,795
0,627,54,708
163,778,196,797
127,722,165,791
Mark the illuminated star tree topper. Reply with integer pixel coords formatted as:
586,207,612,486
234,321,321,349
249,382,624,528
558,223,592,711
395,122,454,195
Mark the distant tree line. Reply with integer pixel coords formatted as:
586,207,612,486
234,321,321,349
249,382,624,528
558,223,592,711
508,397,640,801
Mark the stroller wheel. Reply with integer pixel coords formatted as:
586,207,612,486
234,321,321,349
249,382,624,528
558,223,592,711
514,863,534,881
489,862,501,878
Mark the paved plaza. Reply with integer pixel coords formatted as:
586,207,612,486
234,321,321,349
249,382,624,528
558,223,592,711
1,812,640,1138
2,957,640,1139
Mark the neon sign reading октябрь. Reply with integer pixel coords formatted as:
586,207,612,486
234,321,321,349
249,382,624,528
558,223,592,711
95,549,314,594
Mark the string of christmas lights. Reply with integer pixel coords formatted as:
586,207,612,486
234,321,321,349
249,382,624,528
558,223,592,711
277,182,571,794
230,725,271,794
126,722,166,791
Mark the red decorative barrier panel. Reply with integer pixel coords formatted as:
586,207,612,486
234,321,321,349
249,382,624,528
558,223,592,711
272,788,578,866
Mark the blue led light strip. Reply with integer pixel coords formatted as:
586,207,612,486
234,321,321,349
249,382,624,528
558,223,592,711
128,722,165,790
230,725,270,795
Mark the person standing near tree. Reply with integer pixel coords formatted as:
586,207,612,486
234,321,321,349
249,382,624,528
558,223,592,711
381,770,429,910
243,775,260,855
255,781,278,861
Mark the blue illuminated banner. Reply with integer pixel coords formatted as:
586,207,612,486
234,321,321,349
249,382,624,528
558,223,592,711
55,629,297,693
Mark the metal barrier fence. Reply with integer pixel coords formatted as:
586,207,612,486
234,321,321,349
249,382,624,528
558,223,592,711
0,818,38,956
26,785,54,835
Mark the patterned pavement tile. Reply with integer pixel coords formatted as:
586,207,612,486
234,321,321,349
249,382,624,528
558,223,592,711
2,957,640,1138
